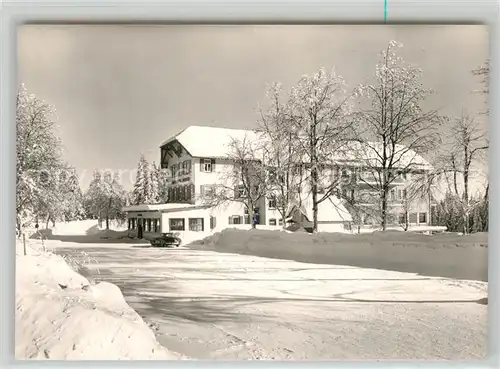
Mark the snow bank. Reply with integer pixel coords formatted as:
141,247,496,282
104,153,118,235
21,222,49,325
30,220,134,244
190,229,488,282
16,245,184,360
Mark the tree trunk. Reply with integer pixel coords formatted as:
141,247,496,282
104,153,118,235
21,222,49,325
380,188,388,231
106,197,112,230
312,179,318,232
310,121,318,233
463,160,469,235
45,215,50,229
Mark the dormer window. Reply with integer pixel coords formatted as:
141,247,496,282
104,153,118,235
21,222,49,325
201,158,214,173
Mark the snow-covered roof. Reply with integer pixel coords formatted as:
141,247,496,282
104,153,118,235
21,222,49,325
332,141,432,170
160,125,261,159
159,125,432,170
123,203,208,213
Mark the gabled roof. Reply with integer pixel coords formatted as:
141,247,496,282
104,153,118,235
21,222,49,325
332,141,432,170
160,125,260,159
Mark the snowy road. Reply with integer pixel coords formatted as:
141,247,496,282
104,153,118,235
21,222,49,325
56,242,488,360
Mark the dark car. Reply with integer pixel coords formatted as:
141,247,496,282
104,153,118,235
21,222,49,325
150,232,182,247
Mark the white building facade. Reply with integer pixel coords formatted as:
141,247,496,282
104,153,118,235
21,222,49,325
123,125,438,240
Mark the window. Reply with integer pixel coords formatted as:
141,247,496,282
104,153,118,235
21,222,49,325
179,186,185,202
234,185,246,199
267,168,277,182
397,189,403,200
154,219,159,233
189,184,195,204
189,218,204,232
390,189,396,201
229,215,242,225
278,219,284,226
128,219,131,229
253,185,260,195
201,158,213,173
269,219,277,226
210,216,217,230
169,218,185,231
419,212,427,224
341,169,350,182
409,212,418,223
180,160,191,175
403,189,407,199
201,184,216,198
341,188,348,199
268,196,277,209
171,164,177,178
399,213,407,224
277,173,285,184
131,218,136,230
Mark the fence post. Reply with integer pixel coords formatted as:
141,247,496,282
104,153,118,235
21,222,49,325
22,233,27,256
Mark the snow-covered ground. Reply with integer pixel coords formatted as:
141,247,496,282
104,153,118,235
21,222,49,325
192,228,488,282
53,246,487,359
20,220,488,360
15,238,184,360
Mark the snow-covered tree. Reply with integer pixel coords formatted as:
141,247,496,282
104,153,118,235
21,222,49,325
101,171,127,229
60,167,86,221
84,171,104,220
202,135,268,228
434,112,488,234
84,170,126,229
132,154,151,205
354,41,441,230
285,67,355,232
149,161,160,204
157,168,169,203
256,82,305,228
16,84,65,234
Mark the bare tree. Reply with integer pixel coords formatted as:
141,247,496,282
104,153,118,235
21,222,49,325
256,82,305,228
285,67,355,232
472,59,489,105
354,40,441,230
335,176,381,233
437,113,488,234
201,135,267,228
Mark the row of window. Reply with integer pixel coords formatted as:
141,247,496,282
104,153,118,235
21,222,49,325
338,187,409,203
169,158,216,179
168,184,195,203
169,218,205,232
399,212,427,224
128,217,217,232
227,214,284,227
170,160,192,178
169,216,217,232
128,218,160,232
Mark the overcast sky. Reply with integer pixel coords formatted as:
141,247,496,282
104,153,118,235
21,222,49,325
17,25,489,190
